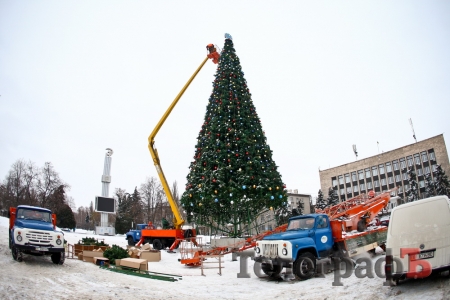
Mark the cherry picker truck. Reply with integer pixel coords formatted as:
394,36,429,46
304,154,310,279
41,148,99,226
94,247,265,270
129,44,220,251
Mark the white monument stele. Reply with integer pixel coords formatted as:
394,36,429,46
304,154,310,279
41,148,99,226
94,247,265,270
95,148,116,236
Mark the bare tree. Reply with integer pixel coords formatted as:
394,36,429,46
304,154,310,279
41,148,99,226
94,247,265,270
65,195,77,212
6,160,27,207
19,160,39,206
36,162,69,208
139,177,162,223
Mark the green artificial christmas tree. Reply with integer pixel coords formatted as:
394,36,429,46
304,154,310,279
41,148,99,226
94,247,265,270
180,35,287,237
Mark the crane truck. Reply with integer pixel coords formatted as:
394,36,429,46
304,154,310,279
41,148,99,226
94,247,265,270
128,44,220,251
9,205,65,264
253,189,395,280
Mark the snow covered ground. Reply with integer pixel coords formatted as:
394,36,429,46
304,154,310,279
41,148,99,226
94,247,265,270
0,216,449,300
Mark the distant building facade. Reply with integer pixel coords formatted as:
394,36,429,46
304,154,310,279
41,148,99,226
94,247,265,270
286,189,312,215
255,190,312,233
319,134,450,202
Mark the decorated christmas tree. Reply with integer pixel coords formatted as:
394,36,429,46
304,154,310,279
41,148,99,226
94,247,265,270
180,34,287,237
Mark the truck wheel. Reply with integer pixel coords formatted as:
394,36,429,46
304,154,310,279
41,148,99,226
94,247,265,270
11,245,22,262
127,236,135,246
153,239,163,250
52,252,65,265
261,263,283,277
357,219,366,232
294,252,316,280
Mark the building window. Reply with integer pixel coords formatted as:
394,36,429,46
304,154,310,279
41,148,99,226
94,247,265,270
421,152,428,163
372,166,378,176
345,174,350,184
358,170,364,180
374,180,379,187
386,162,392,173
407,156,413,167
353,185,359,192
365,168,371,179
417,168,423,176
379,164,385,175
340,188,345,195
425,166,430,174
419,180,425,188
404,184,409,191
346,186,352,194
432,165,438,172
398,185,403,193
367,181,373,189
393,160,399,171
360,183,366,191
381,178,387,186
395,175,401,182
332,179,337,187
429,151,436,161
414,154,421,165
338,175,344,185
388,176,394,184
400,158,406,170
402,172,407,180
352,172,357,181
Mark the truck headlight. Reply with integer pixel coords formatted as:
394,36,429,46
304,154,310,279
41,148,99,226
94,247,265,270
282,248,288,255
255,247,260,254
56,239,62,245
17,235,23,242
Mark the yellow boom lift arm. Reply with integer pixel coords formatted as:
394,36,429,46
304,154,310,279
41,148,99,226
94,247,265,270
148,45,220,230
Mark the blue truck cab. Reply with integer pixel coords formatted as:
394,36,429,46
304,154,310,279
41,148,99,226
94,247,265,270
125,224,148,246
254,214,335,280
9,205,65,264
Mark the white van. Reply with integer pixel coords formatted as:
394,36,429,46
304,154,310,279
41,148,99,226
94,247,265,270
385,195,450,284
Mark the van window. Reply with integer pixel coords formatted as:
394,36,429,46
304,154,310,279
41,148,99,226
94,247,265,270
391,198,450,236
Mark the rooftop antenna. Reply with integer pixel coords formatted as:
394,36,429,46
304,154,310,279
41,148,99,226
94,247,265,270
409,118,417,143
352,144,358,160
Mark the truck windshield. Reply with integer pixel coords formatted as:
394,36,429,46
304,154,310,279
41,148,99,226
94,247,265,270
288,217,315,230
17,208,51,223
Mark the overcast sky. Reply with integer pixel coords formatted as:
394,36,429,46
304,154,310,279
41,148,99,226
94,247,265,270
1,1,449,209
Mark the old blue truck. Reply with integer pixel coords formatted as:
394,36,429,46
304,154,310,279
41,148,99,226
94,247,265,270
125,224,148,246
254,213,388,280
254,190,394,280
9,205,65,264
